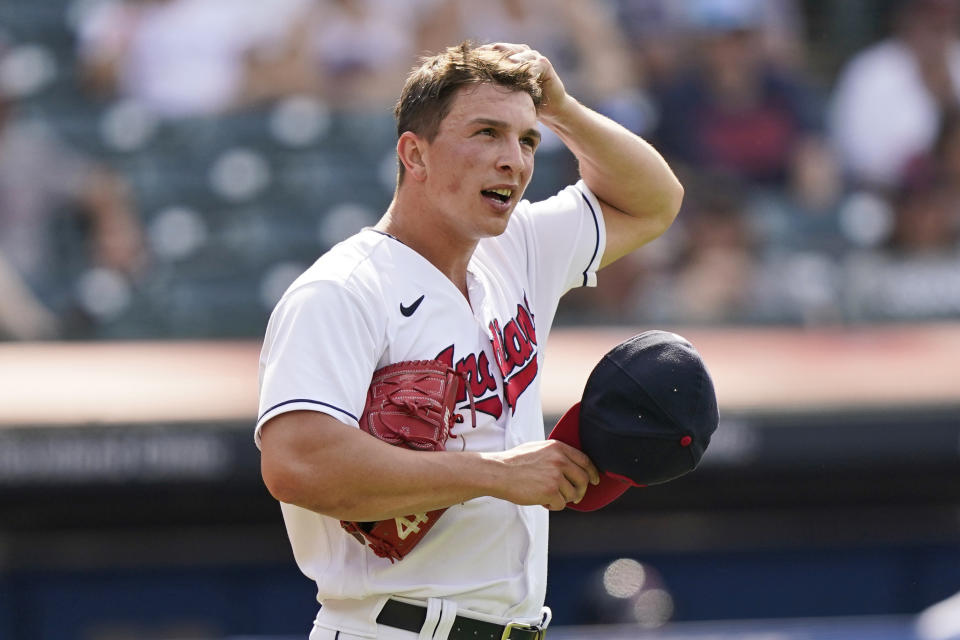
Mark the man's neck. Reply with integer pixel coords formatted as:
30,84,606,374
376,195,476,298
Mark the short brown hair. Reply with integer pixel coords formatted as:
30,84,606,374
394,42,543,183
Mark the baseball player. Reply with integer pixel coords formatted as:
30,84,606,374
256,41,684,640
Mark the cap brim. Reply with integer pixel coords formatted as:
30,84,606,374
548,403,633,512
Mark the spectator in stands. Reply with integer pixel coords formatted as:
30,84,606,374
888,181,959,256
903,107,960,195
417,0,646,130
644,0,847,325
842,105,960,321
843,178,960,321
76,0,313,117
889,108,960,258
667,179,758,323
747,136,851,258
829,0,960,191
631,173,759,324
607,0,691,96
651,0,830,190
0,90,144,340
0,252,59,341
885,111,960,258
258,0,436,111
613,0,808,95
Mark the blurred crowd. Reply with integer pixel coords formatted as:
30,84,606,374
2,0,960,340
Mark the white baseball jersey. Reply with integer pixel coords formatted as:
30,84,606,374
256,180,606,625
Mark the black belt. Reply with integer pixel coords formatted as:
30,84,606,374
376,599,547,639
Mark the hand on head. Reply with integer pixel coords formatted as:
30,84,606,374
480,42,570,119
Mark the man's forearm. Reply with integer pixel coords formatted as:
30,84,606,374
539,97,683,224
259,411,597,521
261,412,498,521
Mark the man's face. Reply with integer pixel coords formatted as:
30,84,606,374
419,82,540,241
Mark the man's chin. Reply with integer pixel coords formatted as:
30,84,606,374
480,210,514,237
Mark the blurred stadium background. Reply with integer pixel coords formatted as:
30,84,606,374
1,0,960,638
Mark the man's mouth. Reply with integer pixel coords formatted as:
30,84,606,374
481,187,513,204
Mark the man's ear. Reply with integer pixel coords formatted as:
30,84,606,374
397,131,428,182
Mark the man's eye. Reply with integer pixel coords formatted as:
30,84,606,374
521,137,537,149
479,128,495,136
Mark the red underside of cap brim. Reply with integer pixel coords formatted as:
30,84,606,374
548,403,633,512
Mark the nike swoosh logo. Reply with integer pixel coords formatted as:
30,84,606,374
400,295,425,317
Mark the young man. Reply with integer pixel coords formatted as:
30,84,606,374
256,42,683,639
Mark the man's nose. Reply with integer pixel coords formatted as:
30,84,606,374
497,141,526,173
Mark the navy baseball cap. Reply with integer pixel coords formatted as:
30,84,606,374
549,330,719,512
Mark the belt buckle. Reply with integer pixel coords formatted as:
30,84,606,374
501,621,540,640
501,607,552,640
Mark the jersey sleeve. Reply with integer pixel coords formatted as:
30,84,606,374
519,179,606,298
255,279,384,448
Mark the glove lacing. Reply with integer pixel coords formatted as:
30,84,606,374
382,370,476,450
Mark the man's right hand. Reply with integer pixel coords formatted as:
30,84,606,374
483,440,600,511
